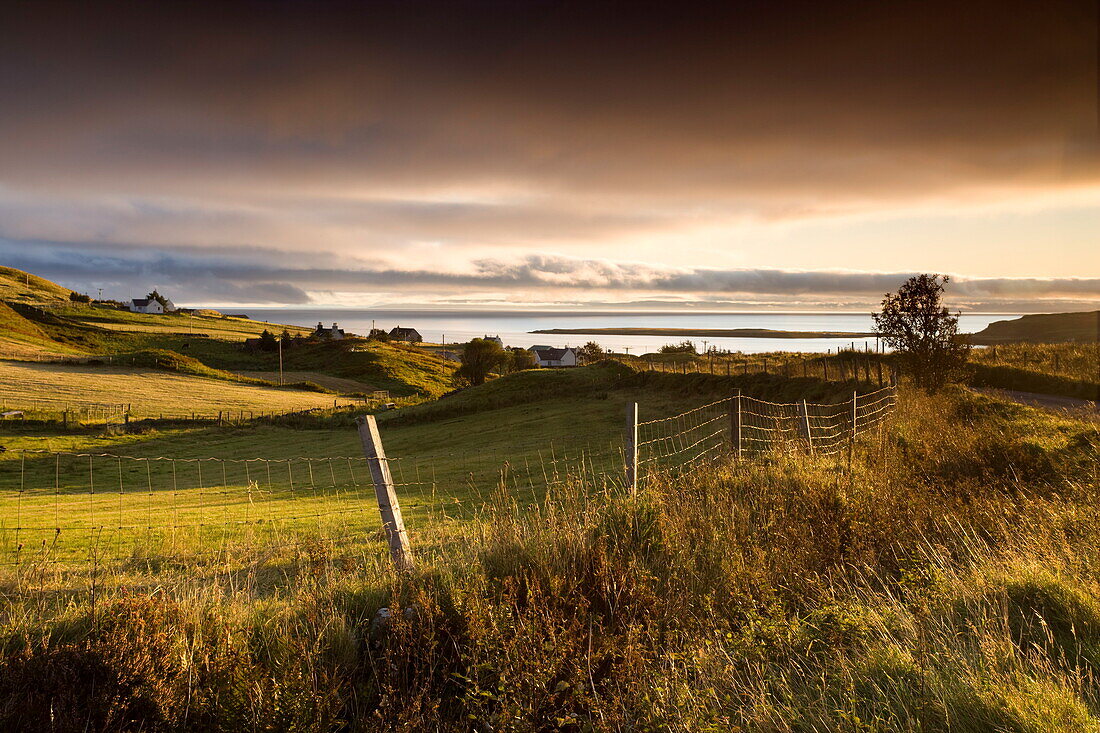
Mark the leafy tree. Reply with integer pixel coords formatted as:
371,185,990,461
659,341,696,354
146,290,170,309
873,274,970,392
68,291,91,303
367,328,391,342
577,341,605,364
258,329,278,352
280,328,293,345
456,338,507,386
505,347,537,373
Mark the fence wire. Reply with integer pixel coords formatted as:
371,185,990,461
636,385,897,481
0,385,896,587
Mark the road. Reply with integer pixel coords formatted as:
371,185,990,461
975,388,1098,415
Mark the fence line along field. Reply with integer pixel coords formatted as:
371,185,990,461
0,360,353,416
0,376,897,587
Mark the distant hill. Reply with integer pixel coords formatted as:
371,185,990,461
0,264,461,396
0,265,73,304
970,311,1099,344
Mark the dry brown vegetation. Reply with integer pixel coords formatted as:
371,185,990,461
0,385,1097,730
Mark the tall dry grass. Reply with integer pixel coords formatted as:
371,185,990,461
0,386,1097,730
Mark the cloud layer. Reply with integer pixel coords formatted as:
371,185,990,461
5,241,1096,312
0,1,1096,306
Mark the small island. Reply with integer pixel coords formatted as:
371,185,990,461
530,327,877,339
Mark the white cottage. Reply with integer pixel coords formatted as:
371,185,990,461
529,346,578,368
129,298,164,314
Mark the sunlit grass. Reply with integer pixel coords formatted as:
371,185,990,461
0,380,1096,729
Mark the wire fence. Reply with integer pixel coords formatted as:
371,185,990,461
635,385,898,481
633,348,892,386
0,385,897,588
0,441,625,575
0,400,376,429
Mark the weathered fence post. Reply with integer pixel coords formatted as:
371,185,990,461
822,358,829,381
851,390,858,441
730,390,742,459
802,399,814,454
625,402,639,495
356,415,415,570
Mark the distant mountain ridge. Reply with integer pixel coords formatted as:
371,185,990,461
970,311,1099,344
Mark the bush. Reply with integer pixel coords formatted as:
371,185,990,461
659,340,697,354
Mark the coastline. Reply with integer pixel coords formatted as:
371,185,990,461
530,327,878,339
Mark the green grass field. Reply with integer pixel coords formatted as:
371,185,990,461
0,376,1096,729
0,267,465,402
969,342,1100,400
58,303,314,340
0,362,877,572
0,361,352,416
0,266,72,304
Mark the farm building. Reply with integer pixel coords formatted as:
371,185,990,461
313,322,345,340
484,335,504,346
530,346,578,367
389,326,422,342
129,298,164,314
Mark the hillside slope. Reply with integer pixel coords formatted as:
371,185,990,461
971,311,1099,344
0,265,72,304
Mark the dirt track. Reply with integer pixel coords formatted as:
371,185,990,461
975,388,1098,417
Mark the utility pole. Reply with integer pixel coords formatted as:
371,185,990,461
278,338,284,385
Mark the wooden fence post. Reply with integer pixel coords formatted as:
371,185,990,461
625,402,639,495
848,390,859,473
851,391,858,441
802,399,814,454
356,415,415,570
731,391,742,459
822,358,829,381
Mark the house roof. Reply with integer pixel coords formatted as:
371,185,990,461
532,347,573,361
131,298,153,306
390,326,420,335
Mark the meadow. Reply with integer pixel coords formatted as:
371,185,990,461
969,342,1100,401
0,361,353,416
52,303,315,340
0,363,879,572
0,381,1095,730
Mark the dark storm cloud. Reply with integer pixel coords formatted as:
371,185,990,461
0,0,1094,200
0,0,1095,307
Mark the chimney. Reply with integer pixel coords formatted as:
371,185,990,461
332,323,337,330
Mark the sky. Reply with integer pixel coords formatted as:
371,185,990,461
1,0,1097,312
